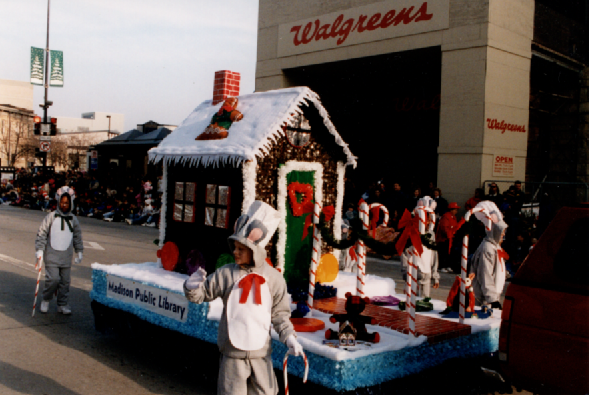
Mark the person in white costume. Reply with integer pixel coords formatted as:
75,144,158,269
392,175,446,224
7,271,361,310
184,201,302,395
401,197,439,298
35,186,83,315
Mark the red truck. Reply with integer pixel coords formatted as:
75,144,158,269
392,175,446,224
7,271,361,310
498,204,589,394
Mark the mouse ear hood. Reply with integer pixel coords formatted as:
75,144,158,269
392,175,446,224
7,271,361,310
228,201,281,268
55,186,75,212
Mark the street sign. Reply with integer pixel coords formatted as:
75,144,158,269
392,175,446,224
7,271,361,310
41,124,50,135
40,141,51,152
91,150,98,159
39,136,51,141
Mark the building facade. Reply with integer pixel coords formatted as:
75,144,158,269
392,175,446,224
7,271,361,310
0,80,35,168
255,0,588,206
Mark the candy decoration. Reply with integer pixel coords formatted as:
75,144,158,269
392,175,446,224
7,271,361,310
290,317,326,332
32,257,43,317
159,241,180,272
368,203,389,237
283,351,309,395
306,202,322,316
459,206,490,324
354,201,369,296
315,253,339,283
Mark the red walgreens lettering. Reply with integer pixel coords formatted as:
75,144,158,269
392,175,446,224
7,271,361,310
290,2,433,47
486,118,526,134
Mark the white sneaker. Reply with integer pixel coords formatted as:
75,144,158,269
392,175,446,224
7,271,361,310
145,222,156,227
57,305,72,315
103,217,113,222
125,218,132,225
40,300,49,313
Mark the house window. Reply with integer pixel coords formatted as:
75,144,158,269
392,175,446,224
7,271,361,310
173,182,196,222
284,113,311,148
204,184,231,228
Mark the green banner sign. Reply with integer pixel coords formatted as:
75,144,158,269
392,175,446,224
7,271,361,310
50,50,63,87
30,47,44,85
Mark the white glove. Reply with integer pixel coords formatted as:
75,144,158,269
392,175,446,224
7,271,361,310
186,267,207,290
286,334,303,357
36,250,43,260
74,252,83,264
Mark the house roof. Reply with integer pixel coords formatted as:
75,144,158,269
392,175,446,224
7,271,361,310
96,127,172,146
148,87,356,168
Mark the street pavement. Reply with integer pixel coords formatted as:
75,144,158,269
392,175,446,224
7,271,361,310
0,204,527,395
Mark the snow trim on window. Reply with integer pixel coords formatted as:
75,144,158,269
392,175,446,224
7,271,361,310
276,161,323,273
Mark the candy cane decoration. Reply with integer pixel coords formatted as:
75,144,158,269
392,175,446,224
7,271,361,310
356,201,369,296
283,352,309,395
307,202,322,315
368,203,389,236
32,257,43,317
459,207,491,323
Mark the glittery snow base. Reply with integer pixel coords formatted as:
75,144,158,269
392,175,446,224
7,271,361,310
91,268,498,392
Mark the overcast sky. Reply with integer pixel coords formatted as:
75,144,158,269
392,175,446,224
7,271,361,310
0,0,259,132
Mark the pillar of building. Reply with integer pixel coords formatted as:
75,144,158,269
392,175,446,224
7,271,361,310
437,0,534,206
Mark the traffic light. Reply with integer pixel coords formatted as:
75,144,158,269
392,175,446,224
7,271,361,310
50,117,57,136
33,116,41,135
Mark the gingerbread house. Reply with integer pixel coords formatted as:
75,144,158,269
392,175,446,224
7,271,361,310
148,71,356,282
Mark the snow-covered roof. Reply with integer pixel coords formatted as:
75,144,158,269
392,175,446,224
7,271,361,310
148,87,356,168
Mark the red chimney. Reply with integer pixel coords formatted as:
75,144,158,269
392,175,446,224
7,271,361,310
212,70,240,105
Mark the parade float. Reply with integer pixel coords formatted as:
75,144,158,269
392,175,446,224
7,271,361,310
90,72,501,392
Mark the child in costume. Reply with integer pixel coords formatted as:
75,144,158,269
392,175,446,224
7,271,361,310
401,197,440,298
184,201,302,395
35,186,84,315
469,201,508,309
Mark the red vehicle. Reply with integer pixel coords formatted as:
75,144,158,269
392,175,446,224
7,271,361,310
498,204,589,394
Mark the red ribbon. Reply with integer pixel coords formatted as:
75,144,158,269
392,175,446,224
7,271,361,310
238,273,266,305
395,209,423,257
497,248,509,272
349,246,358,262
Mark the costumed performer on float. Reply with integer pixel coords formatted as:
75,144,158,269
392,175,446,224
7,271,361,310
400,197,440,298
469,201,508,310
184,200,303,395
35,186,84,315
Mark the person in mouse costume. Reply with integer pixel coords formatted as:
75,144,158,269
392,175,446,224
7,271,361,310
184,200,302,395
469,201,508,310
35,186,83,315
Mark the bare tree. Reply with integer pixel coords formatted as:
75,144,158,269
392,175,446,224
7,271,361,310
0,112,32,166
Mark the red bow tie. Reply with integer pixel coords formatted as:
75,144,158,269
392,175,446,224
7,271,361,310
238,273,266,305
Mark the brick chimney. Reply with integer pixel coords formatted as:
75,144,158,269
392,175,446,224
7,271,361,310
212,70,240,105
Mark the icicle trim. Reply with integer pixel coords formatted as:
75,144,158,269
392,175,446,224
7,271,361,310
276,161,324,273
148,153,249,169
332,161,346,261
157,162,168,267
242,159,257,214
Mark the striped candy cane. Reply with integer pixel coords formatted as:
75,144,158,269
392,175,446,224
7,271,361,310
356,201,369,296
32,257,43,317
459,207,491,323
307,202,322,315
369,203,389,229
283,352,309,395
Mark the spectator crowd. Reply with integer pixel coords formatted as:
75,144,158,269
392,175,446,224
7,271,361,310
0,168,161,228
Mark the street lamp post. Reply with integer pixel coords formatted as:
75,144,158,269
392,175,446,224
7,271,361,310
40,0,53,169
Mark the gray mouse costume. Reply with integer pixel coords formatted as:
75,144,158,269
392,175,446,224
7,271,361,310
184,201,295,395
469,219,508,305
35,186,83,308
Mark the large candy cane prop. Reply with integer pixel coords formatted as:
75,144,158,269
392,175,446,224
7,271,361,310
283,352,309,395
368,203,389,235
459,207,491,323
32,257,43,317
307,202,322,315
356,201,369,296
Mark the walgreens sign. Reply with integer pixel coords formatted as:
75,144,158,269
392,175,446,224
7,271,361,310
278,0,449,57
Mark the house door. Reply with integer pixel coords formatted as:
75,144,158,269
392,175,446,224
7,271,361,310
277,161,323,284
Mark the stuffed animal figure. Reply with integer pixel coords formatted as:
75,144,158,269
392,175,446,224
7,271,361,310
196,97,243,140
441,274,476,315
325,292,380,343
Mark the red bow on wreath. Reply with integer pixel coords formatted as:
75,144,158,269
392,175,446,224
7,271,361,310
288,182,313,217
395,209,423,257
238,273,266,305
